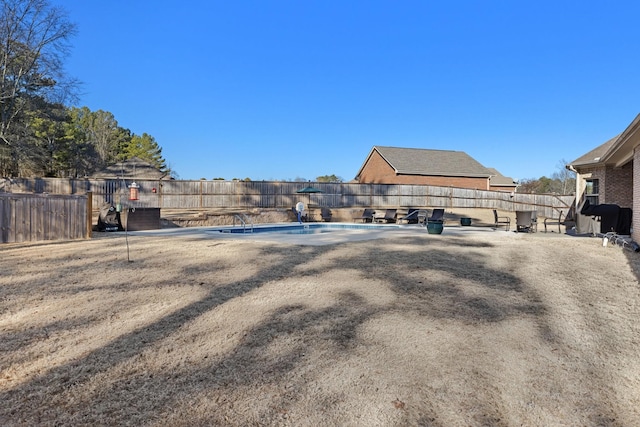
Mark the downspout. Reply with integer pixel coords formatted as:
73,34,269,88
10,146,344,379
567,164,580,231
566,164,579,207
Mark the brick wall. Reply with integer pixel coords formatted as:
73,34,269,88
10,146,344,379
358,150,490,190
357,150,396,183
577,162,635,236
634,149,640,242
578,166,605,203
489,185,516,192
604,162,633,207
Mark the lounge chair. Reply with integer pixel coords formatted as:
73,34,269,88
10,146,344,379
354,208,375,223
493,209,510,231
374,209,397,223
428,208,445,223
320,207,332,222
397,208,420,224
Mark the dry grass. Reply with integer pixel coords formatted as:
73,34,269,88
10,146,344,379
1,230,640,426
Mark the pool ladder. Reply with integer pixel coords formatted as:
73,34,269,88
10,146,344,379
233,213,254,233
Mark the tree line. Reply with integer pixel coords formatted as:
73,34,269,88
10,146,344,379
516,159,575,195
0,1,575,188
0,0,170,178
208,174,345,183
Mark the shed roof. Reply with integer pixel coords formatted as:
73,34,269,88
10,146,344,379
357,146,493,178
92,157,170,179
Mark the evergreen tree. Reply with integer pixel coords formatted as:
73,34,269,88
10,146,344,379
124,132,169,174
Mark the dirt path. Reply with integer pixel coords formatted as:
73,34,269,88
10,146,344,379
1,231,639,426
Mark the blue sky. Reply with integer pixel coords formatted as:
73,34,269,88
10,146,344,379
56,1,640,182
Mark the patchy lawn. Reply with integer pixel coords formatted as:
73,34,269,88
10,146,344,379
1,231,639,426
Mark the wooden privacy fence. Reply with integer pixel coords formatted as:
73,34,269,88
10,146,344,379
0,192,90,243
1,178,574,219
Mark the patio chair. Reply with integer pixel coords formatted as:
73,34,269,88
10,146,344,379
375,209,397,223
397,208,420,224
493,209,510,231
516,210,537,233
320,207,332,222
354,208,375,223
428,208,445,223
543,210,564,233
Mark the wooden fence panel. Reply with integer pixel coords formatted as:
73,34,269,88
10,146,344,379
1,178,575,216
14,197,26,242
0,196,6,242
0,193,88,243
4,197,15,242
32,197,44,241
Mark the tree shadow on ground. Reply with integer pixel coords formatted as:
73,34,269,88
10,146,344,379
0,236,628,426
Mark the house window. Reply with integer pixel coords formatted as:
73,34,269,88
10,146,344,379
585,179,599,205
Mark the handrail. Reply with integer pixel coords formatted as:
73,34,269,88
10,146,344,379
232,213,253,233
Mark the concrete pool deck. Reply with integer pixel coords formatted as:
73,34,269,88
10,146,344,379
124,223,538,246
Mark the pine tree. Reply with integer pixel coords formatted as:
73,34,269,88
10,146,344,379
124,133,169,174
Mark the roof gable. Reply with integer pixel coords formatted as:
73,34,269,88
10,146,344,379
358,146,492,178
92,157,170,179
487,168,517,187
570,112,640,170
600,113,640,167
570,135,620,168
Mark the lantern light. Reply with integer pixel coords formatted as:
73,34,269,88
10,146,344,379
128,182,139,200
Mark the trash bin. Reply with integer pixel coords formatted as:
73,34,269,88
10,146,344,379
460,218,472,226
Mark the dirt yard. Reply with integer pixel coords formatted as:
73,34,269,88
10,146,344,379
1,229,639,426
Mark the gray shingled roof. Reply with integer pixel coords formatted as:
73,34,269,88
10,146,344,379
486,168,517,186
570,135,619,167
92,157,170,179
370,146,492,177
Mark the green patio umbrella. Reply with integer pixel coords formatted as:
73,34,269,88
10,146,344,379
296,186,324,205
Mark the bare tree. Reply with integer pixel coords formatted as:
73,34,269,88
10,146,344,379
68,106,130,169
0,0,77,174
552,158,575,195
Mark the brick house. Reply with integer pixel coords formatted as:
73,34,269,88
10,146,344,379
487,168,519,192
568,113,638,239
355,146,517,191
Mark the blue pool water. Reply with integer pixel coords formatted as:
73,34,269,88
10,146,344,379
213,223,398,235
269,228,334,235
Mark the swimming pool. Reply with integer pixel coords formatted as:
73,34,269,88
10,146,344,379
212,223,399,235
199,222,413,246
125,221,496,246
